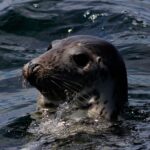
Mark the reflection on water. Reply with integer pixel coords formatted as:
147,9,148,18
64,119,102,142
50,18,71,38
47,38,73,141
0,0,150,149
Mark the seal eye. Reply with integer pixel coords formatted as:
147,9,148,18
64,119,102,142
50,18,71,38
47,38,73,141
73,53,89,67
47,43,52,51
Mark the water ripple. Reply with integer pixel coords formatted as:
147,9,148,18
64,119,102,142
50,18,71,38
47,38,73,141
0,0,150,149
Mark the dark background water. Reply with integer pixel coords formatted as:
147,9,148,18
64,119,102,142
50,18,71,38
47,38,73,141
0,0,150,149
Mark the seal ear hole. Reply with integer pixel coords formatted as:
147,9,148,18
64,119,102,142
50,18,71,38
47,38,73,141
97,57,102,63
73,53,90,67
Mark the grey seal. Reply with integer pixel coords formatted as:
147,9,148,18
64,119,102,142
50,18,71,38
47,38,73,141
23,35,128,121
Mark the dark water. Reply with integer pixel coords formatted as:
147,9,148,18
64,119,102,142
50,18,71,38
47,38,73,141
0,0,150,149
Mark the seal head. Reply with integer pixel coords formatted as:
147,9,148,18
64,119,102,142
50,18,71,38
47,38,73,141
23,35,128,121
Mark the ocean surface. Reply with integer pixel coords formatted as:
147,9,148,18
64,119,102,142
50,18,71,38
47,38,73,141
0,0,150,149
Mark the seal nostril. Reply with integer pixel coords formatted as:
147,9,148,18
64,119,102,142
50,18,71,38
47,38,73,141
28,62,40,73
23,61,42,81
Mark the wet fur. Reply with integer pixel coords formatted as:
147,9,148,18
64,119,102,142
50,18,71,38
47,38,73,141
23,35,128,121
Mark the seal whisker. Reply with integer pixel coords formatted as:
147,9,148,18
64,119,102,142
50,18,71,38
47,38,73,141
49,75,82,92
46,75,79,93
73,93,91,106
49,78,62,89
54,78,92,103
60,82,77,94
51,74,82,87
61,81,79,92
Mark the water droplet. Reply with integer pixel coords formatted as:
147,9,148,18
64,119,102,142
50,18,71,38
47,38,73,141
142,21,147,28
68,28,73,33
132,20,138,26
95,119,98,122
83,10,90,18
33,3,39,8
89,13,100,23
101,26,105,30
